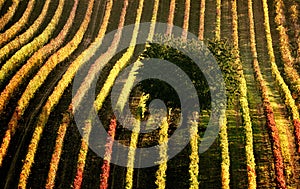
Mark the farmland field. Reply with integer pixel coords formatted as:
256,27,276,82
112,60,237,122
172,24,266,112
0,0,300,188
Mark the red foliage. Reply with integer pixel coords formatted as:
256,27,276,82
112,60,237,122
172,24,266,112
73,166,84,189
253,53,287,188
100,160,110,189
99,118,117,189
264,102,286,189
293,119,300,153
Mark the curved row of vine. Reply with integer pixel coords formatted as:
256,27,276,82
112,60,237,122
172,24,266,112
16,0,113,188
0,0,19,31
15,0,96,187
0,0,35,46
0,0,63,86
43,0,123,187
0,0,78,118
71,0,146,187
0,0,52,62
0,0,7,9
0,0,65,167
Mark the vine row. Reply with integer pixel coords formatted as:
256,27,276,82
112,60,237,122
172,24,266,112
0,0,64,87
0,0,19,31
0,0,52,62
231,0,257,187
248,0,286,187
0,0,35,46
0,0,78,116
17,0,95,187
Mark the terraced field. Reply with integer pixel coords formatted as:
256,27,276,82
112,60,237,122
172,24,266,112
0,0,300,188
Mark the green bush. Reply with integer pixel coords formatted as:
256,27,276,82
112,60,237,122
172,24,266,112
138,35,240,109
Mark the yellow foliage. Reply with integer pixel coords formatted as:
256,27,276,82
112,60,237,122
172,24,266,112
45,115,68,189
219,110,230,189
231,0,256,188
0,131,11,167
0,0,36,45
188,117,199,189
273,0,300,95
215,0,221,40
125,93,148,189
0,0,20,30
16,0,97,187
0,0,51,62
0,0,63,86
198,0,205,40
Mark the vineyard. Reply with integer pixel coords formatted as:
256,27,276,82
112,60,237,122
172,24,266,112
0,0,300,188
